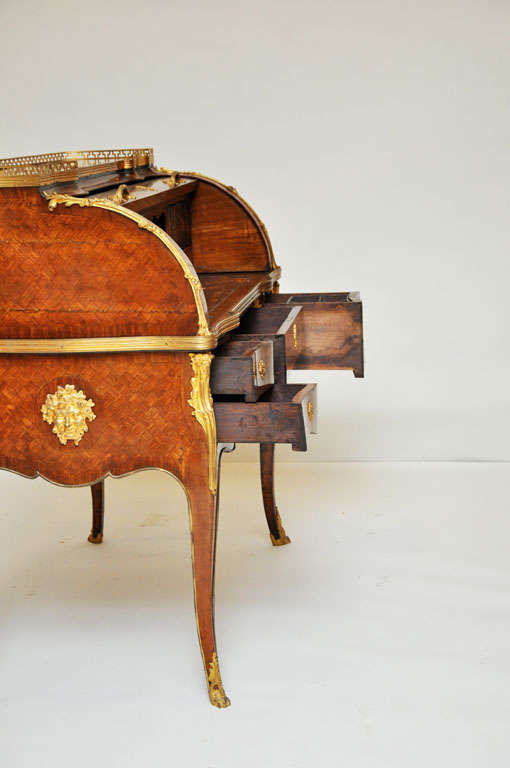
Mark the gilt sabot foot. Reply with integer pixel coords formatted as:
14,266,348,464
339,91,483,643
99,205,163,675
269,508,291,546
207,653,231,708
87,531,103,544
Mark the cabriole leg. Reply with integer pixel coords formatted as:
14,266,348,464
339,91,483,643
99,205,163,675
260,442,290,546
88,480,104,544
186,445,232,708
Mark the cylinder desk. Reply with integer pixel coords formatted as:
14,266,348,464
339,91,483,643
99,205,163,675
0,148,364,706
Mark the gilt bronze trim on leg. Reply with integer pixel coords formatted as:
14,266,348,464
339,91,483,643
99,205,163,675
188,353,218,494
185,444,232,708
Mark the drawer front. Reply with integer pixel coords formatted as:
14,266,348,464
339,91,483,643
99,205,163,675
214,383,317,451
231,333,287,384
211,339,274,401
268,292,363,375
235,304,302,368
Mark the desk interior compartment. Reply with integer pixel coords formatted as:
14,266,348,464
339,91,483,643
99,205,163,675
235,304,303,368
267,292,363,375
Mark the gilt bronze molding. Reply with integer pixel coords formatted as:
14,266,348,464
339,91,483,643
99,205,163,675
207,653,230,708
0,335,218,354
188,353,218,495
270,508,291,547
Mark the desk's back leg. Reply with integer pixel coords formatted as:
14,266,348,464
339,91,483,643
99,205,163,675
260,443,290,546
88,480,104,544
186,445,231,708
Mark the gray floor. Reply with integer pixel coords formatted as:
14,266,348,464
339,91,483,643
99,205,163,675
1,461,509,767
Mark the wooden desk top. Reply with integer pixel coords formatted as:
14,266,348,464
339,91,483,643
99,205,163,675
199,269,280,340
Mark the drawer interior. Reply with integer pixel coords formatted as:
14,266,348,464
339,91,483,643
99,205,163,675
235,304,302,368
267,292,363,375
270,292,358,304
237,304,301,336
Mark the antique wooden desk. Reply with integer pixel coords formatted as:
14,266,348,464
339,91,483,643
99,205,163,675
0,148,363,707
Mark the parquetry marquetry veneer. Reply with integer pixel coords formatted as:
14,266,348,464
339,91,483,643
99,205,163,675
0,148,364,707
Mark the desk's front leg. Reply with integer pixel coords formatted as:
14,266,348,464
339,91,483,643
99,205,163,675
185,444,231,709
185,353,230,708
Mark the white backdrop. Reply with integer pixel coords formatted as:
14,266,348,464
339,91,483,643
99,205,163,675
1,0,509,461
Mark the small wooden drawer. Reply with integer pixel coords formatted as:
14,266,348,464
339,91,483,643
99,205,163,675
214,383,317,451
268,292,363,376
211,339,274,401
235,304,303,368
230,333,288,384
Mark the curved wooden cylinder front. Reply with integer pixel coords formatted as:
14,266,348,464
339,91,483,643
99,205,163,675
179,172,276,273
0,188,206,339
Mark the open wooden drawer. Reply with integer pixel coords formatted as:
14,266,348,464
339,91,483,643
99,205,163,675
235,303,303,368
267,292,363,376
210,339,274,401
214,383,317,451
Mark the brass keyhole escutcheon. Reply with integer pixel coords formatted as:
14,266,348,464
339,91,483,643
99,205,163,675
257,359,266,379
307,400,314,422
293,323,298,349
41,384,96,446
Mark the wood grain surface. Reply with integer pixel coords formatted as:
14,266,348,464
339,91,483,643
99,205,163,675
0,188,200,339
189,181,271,272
